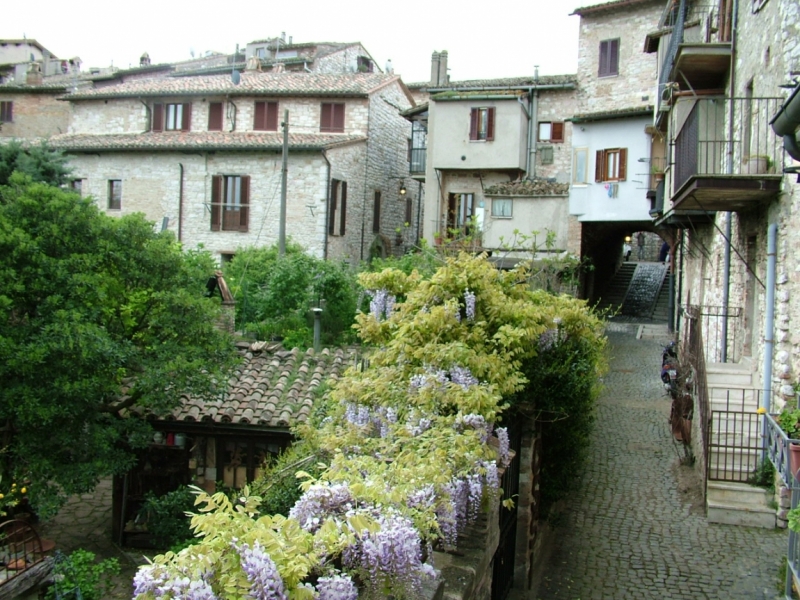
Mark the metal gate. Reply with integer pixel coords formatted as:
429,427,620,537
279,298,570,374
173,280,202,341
491,420,521,600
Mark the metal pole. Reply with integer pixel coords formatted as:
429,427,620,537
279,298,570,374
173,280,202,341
762,222,777,413
721,213,731,361
279,109,289,255
312,308,322,352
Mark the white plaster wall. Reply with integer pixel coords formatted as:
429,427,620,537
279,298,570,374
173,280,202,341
482,195,570,251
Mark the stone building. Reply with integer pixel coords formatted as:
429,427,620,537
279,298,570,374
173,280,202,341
49,72,417,264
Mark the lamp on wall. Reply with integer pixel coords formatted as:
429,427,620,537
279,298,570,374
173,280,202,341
399,185,407,196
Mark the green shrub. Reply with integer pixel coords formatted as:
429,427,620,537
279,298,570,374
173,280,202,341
137,485,197,549
46,549,120,600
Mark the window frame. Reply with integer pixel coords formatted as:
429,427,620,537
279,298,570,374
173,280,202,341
208,101,224,131
0,100,12,123
320,103,345,133
151,102,192,132
573,147,589,184
254,101,279,131
595,148,628,182
70,179,84,196
108,180,122,210
469,107,495,141
540,146,554,165
537,121,564,143
328,179,347,236
598,39,620,78
210,174,250,232
491,198,513,219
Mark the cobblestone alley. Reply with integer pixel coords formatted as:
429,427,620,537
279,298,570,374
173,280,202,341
535,322,787,600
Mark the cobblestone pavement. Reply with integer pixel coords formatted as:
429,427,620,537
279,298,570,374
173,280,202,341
536,323,787,600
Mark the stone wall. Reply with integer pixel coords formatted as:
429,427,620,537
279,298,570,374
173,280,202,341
0,92,71,139
535,87,578,183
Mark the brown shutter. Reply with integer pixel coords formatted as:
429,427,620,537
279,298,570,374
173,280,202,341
152,103,164,132
618,148,627,181
266,102,279,131
239,176,250,231
599,41,608,77
405,197,412,225
328,179,339,235
211,175,221,231
208,102,223,131
372,191,381,234
595,150,605,182
609,39,620,76
469,108,479,140
486,107,495,141
339,182,347,235
181,103,192,131
254,101,266,130
333,104,345,132
320,103,331,131
552,122,564,142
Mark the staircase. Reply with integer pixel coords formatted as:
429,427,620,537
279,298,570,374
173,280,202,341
705,358,774,528
650,274,670,321
595,263,637,315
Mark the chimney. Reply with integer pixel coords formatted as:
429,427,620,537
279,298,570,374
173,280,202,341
430,51,440,86
211,272,236,334
385,59,393,74
281,31,286,43
245,56,262,72
288,36,293,45
26,62,42,85
438,51,448,86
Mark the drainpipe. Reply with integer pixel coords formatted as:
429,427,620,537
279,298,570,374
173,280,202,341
676,229,684,337
322,150,331,260
720,0,739,362
178,163,184,242
416,180,423,245
528,66,540,179
762,223,777,412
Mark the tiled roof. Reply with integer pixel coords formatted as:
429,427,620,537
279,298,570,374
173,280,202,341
570,105,653,122
0,81,72,92
484,179,570,196
62,72,402,100
419,74,577,91
157,344,357,428
571,0,660,16
49,132,366,152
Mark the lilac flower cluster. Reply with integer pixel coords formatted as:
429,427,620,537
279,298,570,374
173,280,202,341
406,484,436,510
289,483,355,532
367,289,396,321
454,413,492,442
538,329,559,351
239,542,288,600
449,365,479,390
409,365,479,393
344,403,399,439
464,289,476,321
315,574,359,600
345,403,371,427
481,460,500,492
343,512,431,597
133,565,217,600
495,427,511,468
405,413,432,437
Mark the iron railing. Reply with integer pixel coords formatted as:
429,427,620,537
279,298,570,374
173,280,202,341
491,420,521,600
683,305,710,463
692,305,743,363
764,413,799,489
673,97,785,192
708,409,762,483
657,0,687,112
409,148,426,174
0,519,49,589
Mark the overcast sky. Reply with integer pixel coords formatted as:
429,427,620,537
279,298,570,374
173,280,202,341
2,0,581,84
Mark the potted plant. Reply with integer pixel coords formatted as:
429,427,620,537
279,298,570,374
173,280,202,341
778,406,800,480
651,164,665,181
742,154,773,174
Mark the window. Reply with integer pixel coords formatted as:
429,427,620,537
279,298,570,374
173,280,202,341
254,101,279,131
447,193,475,234
256,47,267,59
151,102,192,132
540,146,554,165
70,179,83,195
328,179,347,236
372,191,381,234
320,103,345,133
208,102,224,131
573,148,588,184
599,39,620,77
0,101,12,123
211,175,250,232
108,180,122,210
357,56,374,73
595,148,627,182
492,199,512,218
469,107,495,141
405,197,413,226
538,121,564,142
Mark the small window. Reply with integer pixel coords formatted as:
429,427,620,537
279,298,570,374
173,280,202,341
256,47,267,59
71,179,83,195
108,180,122,210
152,103,191,132
573,148,588,184
321,103,345,133
328,179,347,236
469,107,495,141
211,175,250,232
492,199,512,218
540,146,554,165
357,56,374,73
538,121,564,142
0,101,12,123
599,39,620,77
208,102,224,131
595,148,628,182
372,191,381,234
254,101,279,131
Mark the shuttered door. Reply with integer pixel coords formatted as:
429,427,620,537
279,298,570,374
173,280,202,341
486,107,495,141
339,182,347,235
181,103,192,131
328,180,339,235
151,104,164,132
239,176,250,231
208,103,223,131
210,175,221,231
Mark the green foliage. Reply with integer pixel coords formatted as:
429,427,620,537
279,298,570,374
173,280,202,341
747,458,776,490
778,407,800,439
0,140,71,187
223,244,359,347
368,246,442,278
46,549,120,600
0,176,238,517
138,485,198,550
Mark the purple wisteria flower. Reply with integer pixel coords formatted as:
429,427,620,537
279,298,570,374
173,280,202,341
133,565,218,600
496,427,511,468
481,460,500,492
406,484,436,510
464,289,476,321
449,365,478,389
367,289,396,321
239,542,287,600
344,403,371,427
538,328,559,351
290,482,355,532
316,573,359,600
405,414,432,437
454,413,491,442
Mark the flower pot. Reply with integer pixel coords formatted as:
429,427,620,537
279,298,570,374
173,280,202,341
790,443,800,482
742,156,770,174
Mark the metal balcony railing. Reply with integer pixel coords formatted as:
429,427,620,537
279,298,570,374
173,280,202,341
765,413,799,489
672,96,785,191
409,147,426,174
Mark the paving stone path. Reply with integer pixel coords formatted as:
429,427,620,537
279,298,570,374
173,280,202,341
536,323,787,600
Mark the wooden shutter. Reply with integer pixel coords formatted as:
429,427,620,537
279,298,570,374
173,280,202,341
320,103,332,131
595,150,605,182
609,39,620,76
328,179,339,235
152,103,164,132
332,104,345,132
599,41,608,77
339,182,347,235
618,148,627,181
254,101,266,130
372,191,380,234
266,102,279,131
551,122,564,142
469,108,479,140
405,197,412,225
181,103,192,131
211,175,221,231
486,107,495,141
208,102,223,131
239,176,250,231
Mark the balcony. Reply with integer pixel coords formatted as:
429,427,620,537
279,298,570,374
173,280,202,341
669,96,784,213
409,120,427,180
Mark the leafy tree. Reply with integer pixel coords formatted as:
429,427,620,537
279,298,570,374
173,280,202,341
0,140,71,187
0,175,238,517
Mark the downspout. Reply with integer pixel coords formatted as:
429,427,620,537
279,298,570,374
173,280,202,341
178,163,184,242
720,0,739,362
322,150,331,260
227,98,238,131
529,66,540,179
416,180,423,245
762,223,777,412
676,229,685,336
361,102,373,261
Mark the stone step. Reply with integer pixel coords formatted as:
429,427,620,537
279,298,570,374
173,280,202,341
706,370,753,387
706,500,775,528
707,481,770,506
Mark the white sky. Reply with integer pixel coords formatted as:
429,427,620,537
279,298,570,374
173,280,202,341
2,0,581,84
